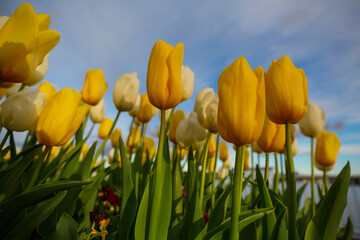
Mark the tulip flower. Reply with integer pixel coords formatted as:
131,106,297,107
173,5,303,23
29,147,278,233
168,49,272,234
208,134,216,158
0,3,60,83
194,88,212,114
218,166,228,180
208,156,215,174
0,90,46,131
219,142,228,162
315,161,334,172
142,137,156,165
194,88,219,133
6,83,30,97
146,40,184,109
81,69,108,106
113,72,140,112
175,112,207,150
292,138,298,156
127,126,141,150
299,102,326,138
90,99,106,123
36,88,90,146
181,65,194,102
98,118,113,140
37,80,56,102
0,88,7,100
24,54,49,86
257,115,286,153
168,110,186,144
137,93,158,123
252,142,263,154
315,130,341,167
110,128,122,148
243,147,250,171
128,94,140,118
80,144,89,161
108,148,121,167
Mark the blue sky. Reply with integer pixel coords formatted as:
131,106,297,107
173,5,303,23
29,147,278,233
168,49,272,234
1,0,360,176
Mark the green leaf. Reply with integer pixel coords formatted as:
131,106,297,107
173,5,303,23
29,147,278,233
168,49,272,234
168,220,184,240
48,212,78,240
270,208,288,240
204,208,274,240
297,181,308,211
119,137,137,239
256,166,276,240
3,191,66,240
304,162,351,240
171,147,183,228
336,217,353,240
76,142,97,181
296,198,312,239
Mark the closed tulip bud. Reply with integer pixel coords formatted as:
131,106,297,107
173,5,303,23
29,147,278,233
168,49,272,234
265,56,308,124
0,3,60,83
208,156,216,174
80,144,89,161
90,99,105,123
6,83,30,97
218,57,266,146
25,54,49,86
0,88,7,100
257,115,286,152
292,138,298,156
36,88,90,146
252,142,263,154
224,156,232,168
128,94,140,118
315,161,334,172
0,90,46,131
168,110,186,144
37,80,56,102
195,88,219,133
142,137,156,165
110,128,122,147
208,134,216,158
218,166,228,180
178,148,186,160
113,72,140,111
243,147,250,171
299,102,326,138
181,65,194,102
137,93,158,123
127,126,141,150
81,69,108,106
194,88,212,114
219,142,228,162
315,131,341,167
147,40,184,109
176,112,207,149
98,118,113,140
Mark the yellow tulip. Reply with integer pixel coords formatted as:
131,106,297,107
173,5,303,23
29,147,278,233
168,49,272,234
315,130,341,167
219,142,228,162
217,57,266,146
98,118,113,140
127,126,141,150
0,87,7,100
257,115,286,152
208,156,216,174
37,80,56,102
137,93,158,123
80,144,89,160
208,134,216,158
110,128,122,147
108,148,121,167
168,110,186,144
243,147,250,171
265,55,308,124
142,137,156,165
315,161,334,172
0,3,60,83
252,142,263,154
146,40,184,109
81,69,108,106
36,88,90,146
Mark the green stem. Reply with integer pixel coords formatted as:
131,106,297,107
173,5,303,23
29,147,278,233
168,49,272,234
265,152,269,182
164,108,175,134
323,169,328,194
140,123,148,148
274,152,279,194
310,137,316,218
199,131,213,208
257,152,260,167
211,134,220,210
27,146,51,189
251,143,254,181
280,153,285,195
0,131,10,152
126,117,135,148
18,83,26,92
93,111,121,166
285,122,298,240
230,145,245,240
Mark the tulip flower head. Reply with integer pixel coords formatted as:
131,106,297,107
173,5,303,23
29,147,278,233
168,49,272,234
299,102,326,138
127,126,141,150
315,130,341,168
36,88,90,146
137,93,158,123
98,118,113,140
176,112,207,149
81,69,108,106
181,65,194,102
37,80,56,102
194,88,219,133
168,110,186,144
113,72,140,112
6,83,30,97
128,94,140,118
257,115,286,153
218,166,229,180
146,40,184,109
265,55,308,124
90,99,106,123
25,54,49,86
110,128,122,148
208,134,216,158
219,142,228,162
142,137,156,165
217,57,266,146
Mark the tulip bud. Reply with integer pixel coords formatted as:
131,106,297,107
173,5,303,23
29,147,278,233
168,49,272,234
127,126,141,150
6,83,30,97
219,142,228,162
168,110,186,144
137,93,158,123
142,137,156,165
218,166,228,180
299,102,326,138
37,80,56,102
257,115,286,152
252,142,263,154
208,134,216,158
110,128,122,147
224,156,232,169
265,56,308,124
81,69,108,106
128,94,140,118
315,161,334,172
208,156,216,174
176,112,207,149
80,144,89,161
98,118,113,140
36,88,90,146
90,99,106,123
0,90,46,131
147,40,184,109
194,88,219,133
25,54,49,86
194,88,212,114
218,58,266,146
315,130,341,168
181,65,194,102
113,72,140,111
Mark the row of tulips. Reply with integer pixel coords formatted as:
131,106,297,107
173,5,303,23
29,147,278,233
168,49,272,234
0,3,352,240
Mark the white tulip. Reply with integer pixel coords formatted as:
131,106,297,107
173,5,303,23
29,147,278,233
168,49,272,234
181,65,194,102
90,99,106,123
6,83,30,97
194,88,218,132
0,90,46,131
129,94,140,118
25,54,50,86
223,156,232,169
218,166,228,180
113,72,140,111
176,112,207,149
299,102,326,138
